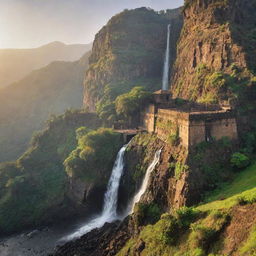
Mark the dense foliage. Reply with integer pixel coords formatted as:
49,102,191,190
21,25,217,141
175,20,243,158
65,128,122,183
115,87,151,118
96,79,159,124
0,111,101,234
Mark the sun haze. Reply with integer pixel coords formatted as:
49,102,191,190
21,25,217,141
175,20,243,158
0,0,184,49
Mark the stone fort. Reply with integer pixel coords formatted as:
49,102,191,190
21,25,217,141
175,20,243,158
141,90,238,148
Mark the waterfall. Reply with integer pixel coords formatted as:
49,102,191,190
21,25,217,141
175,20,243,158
63,145,127,241
162,24,171,91
129,149,162,213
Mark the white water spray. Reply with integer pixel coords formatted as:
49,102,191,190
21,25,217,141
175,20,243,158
63,145,127,241
129,149,162,213
162,24,171,91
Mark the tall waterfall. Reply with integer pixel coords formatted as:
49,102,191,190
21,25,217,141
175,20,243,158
162,24,171,91
129,149,162,213
63,145,127,241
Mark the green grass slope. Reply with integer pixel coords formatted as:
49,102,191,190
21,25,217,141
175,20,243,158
118,162,256,256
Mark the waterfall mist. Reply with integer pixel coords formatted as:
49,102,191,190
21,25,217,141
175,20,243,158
162,24,171,91
63,145,127,241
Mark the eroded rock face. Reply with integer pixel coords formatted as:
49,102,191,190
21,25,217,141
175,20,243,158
83,7,183,111
122,132,237,213
123,133,190,211
171,0,256,104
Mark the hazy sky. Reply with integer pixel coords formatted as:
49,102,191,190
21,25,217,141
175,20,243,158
0,0,184,49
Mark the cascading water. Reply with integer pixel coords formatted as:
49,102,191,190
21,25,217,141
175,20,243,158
162,24,171,91
129,149,162,213
63,145,127,241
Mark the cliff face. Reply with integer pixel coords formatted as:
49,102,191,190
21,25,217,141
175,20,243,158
171,0,256,106
83,7,183,111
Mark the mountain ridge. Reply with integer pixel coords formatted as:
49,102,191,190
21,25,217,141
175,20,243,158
0,41,92,88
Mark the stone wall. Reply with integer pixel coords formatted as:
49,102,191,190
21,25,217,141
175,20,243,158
156,109,190,147
141,104,156,133
141,106,238,148
189,111,238,146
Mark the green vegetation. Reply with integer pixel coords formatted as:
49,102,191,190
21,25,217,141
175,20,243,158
115,87,151,118
118,159,256,256
191,138,235,189
239,225,256,255
169,162,189,180
134,203,162,226
230,152,250,169
118,207,200,256
96,80,158,125
64,128,122,182
0,111,101,234
200,161,256,208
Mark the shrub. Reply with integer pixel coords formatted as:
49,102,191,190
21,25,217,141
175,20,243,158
190,224,216,249
115,86,151,118
231,152,250,169
64,128,122,182
174,162,189,180
135,202,161,225
175,207,200,228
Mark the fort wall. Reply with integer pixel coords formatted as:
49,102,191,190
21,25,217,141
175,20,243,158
141,105,238,148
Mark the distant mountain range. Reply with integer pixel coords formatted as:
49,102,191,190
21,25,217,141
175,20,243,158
0,50,91,162
0,41,92,88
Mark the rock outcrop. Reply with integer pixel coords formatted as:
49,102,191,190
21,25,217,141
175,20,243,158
171,0,256,106
83,7,183,111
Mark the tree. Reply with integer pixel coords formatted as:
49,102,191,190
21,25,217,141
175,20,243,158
115,86,151,118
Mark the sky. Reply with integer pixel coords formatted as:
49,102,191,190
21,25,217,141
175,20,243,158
0,0,184,49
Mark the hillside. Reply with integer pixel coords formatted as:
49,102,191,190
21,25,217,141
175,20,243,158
0,51,90,162
0,111,103,234
83,7,183,112
117,162,256,256
0,41,92,88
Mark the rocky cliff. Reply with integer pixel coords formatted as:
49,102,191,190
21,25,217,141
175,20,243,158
83,7,183,111
171,0,256,108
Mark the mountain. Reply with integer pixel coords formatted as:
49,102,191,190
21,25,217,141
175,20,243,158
0,41,92,88
0,51,91,162
83,7,183,111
